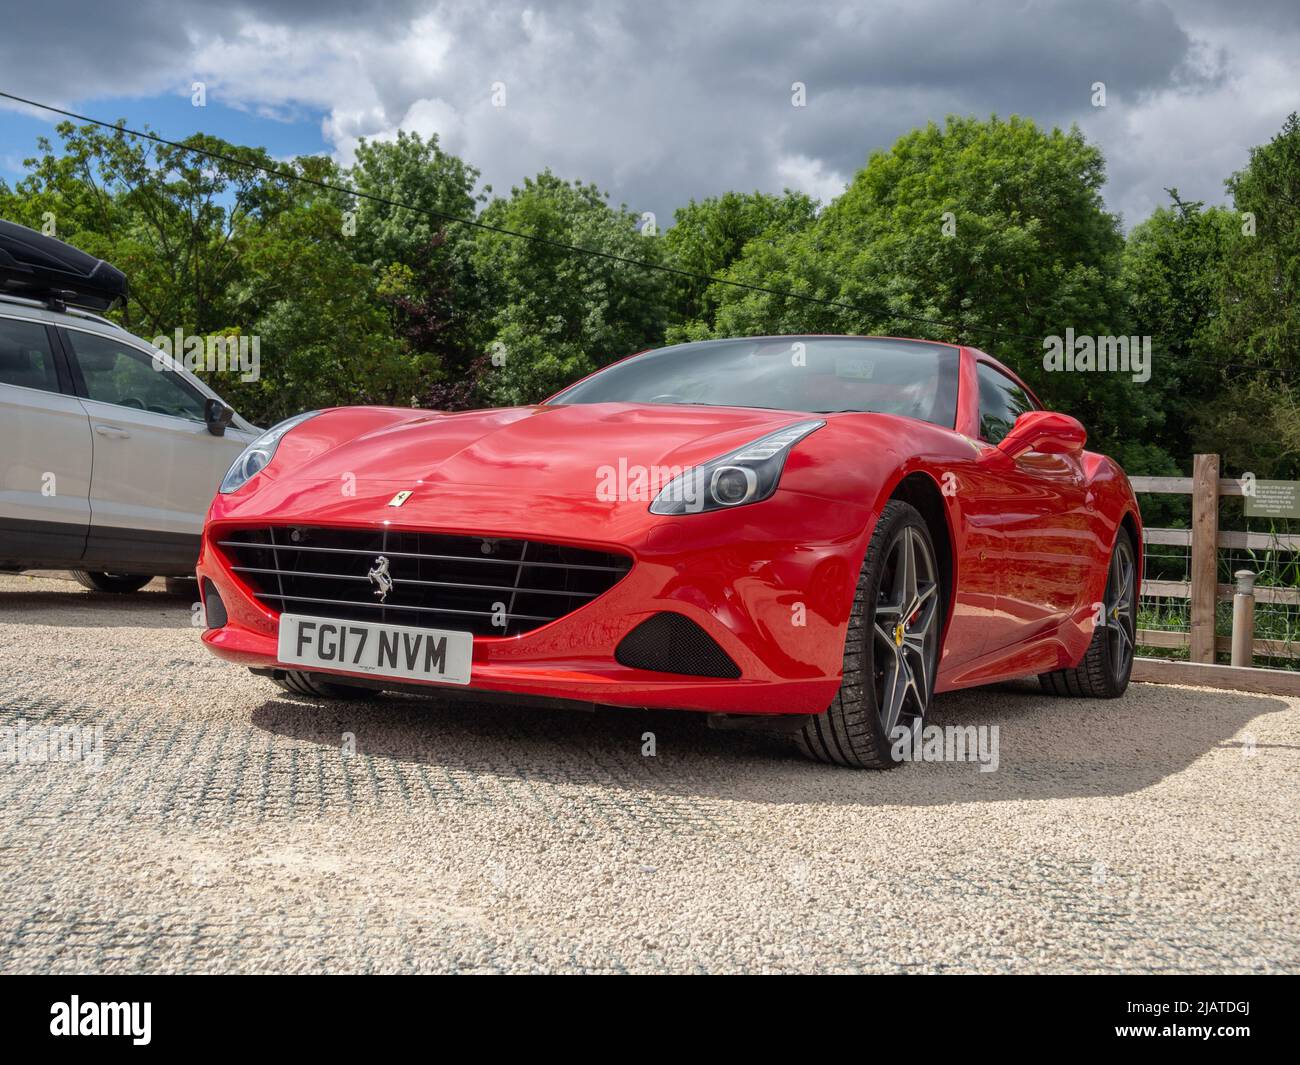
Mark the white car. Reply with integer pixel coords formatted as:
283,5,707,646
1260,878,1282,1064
0,288,258,593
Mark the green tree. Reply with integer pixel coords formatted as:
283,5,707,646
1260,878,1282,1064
0,120,292,338
228,158,405,423
1120,192,1239,477
0,124,491,424
662,189,818,341
346,132,490,410
1192,113,1300,478
698,115,1166,469
375,232,490,410
471,171,669,405
346,130,482,269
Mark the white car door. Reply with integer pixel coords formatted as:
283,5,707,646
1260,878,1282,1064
59,327,254,570
0,315,93,564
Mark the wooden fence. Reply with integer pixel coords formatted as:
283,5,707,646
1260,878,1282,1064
1130,453,1300,695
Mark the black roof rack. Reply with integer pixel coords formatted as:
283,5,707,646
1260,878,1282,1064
0,219,127,313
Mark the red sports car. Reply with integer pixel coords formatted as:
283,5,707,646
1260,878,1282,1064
197,336,1141,768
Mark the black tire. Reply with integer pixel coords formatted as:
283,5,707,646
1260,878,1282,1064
796,500,944,769
70,570,152,594
266,669,382,700
164,576,197,597
1039,529,1136,698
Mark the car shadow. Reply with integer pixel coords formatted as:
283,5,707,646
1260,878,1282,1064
0,582,194,629
248,676,1289,806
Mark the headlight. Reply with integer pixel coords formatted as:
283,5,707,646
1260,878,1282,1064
649,419,825,515
219,410,322,494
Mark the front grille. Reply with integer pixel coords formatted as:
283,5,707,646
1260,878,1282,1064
218,526,632,637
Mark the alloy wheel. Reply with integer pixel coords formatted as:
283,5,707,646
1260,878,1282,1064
872,525,941,741
1104,536,1137,682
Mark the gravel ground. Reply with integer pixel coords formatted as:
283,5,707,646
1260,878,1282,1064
0,570,1296,974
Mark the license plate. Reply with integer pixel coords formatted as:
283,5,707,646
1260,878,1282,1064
277,613,473,685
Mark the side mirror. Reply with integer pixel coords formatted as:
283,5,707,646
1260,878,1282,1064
997,410,1087,459
204,398,235,437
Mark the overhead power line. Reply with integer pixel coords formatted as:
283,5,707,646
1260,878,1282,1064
0,90,1041,343
0,89,1294,379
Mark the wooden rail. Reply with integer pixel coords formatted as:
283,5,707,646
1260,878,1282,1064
1131,657,1300,696
1136,627,1299,659
1131,457,1300,667
1142,579,1300,606
1130,475,1247,496
1142,527,1300,550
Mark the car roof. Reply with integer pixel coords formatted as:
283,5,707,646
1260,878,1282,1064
651,333,962,350
0,292,124,333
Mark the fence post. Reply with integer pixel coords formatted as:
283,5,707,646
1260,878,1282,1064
1189,453,1220,663
1231,570,1256,667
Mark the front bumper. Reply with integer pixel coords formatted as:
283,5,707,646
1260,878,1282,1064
196,481,871,715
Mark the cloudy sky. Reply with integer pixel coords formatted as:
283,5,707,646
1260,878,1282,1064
1,0,1297,228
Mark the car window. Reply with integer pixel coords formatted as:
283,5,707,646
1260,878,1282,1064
66,330,208,422
976,362,1037,444
0,317,61,394
552,337,962,428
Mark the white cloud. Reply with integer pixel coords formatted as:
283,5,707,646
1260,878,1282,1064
774,153,847,207
1078,11,1300,224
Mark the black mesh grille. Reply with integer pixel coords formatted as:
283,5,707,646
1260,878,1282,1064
615,612,741,678
217,526,631,637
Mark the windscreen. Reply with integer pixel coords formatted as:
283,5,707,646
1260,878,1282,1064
550,337,961,427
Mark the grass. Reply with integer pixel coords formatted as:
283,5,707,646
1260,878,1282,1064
1135,520,1300,668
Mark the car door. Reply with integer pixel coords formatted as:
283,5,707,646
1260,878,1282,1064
0,314,93,565
59,326,253,570
937,436,1019,667
974,361,1092,648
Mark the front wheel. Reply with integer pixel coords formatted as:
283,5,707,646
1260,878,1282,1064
1039,529,1136,698
797,500,943,769
70,570,152,594
164,576,198,598
265,669,382,701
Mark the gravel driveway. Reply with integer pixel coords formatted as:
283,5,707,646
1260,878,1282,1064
1,571,1296,974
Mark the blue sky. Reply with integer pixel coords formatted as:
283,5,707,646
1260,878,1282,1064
0,93,331,182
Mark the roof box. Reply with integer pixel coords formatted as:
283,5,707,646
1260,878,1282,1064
0,219,127,312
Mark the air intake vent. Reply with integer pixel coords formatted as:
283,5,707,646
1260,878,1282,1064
217,527,631,637
615,612,741,678
201,578,228,629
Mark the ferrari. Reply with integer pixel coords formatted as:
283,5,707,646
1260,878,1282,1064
197,336,1142,768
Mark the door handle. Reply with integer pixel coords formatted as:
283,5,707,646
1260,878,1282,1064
94,424,131,439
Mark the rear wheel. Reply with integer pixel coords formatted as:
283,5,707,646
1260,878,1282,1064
1039,530,1136,698
796,500,943,769
265,669,382,701
70,570,152,594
